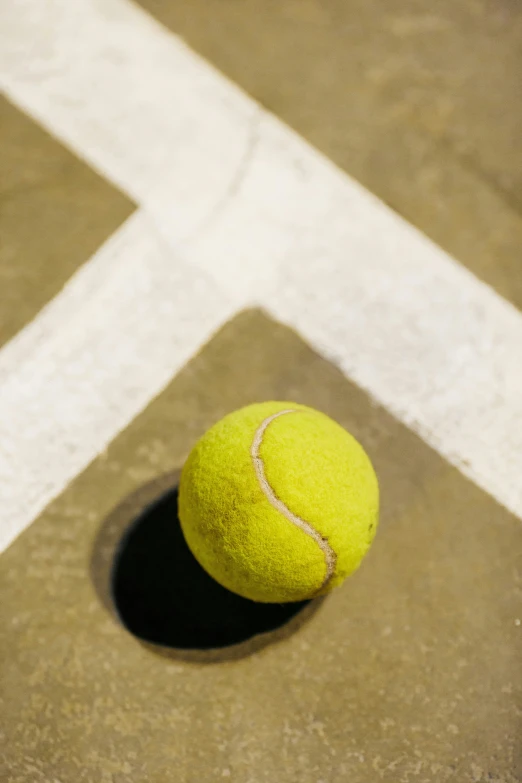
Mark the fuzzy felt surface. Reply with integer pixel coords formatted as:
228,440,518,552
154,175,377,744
178,402,379,603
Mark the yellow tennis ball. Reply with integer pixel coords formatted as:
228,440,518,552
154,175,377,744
178,402,379,603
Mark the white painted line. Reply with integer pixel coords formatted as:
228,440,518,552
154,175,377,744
0,0,521,552
0,211,235,551
267,238,522,520
0,0,262,298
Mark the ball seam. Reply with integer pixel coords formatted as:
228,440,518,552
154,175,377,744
250,409,337,592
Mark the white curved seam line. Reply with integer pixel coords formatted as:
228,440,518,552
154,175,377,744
251,409,336,590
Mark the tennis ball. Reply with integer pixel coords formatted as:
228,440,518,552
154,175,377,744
178,402,379,603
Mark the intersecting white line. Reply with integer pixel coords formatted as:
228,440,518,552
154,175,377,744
0,211,237,551
1,0,521,551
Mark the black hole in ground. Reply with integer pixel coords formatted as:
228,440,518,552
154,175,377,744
111,487,310,650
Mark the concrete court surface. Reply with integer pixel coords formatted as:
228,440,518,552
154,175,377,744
1,1,521,781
